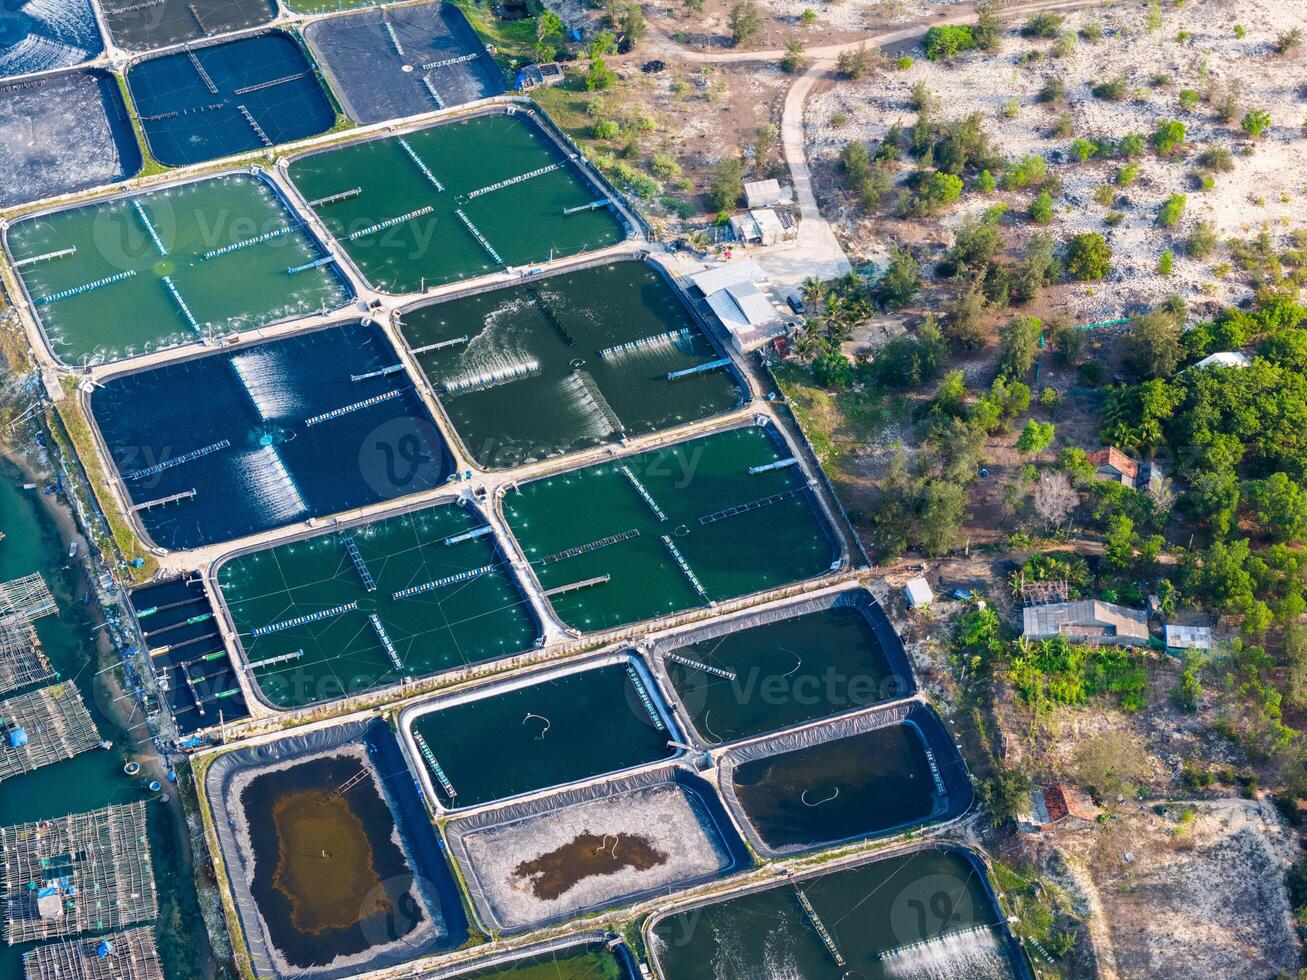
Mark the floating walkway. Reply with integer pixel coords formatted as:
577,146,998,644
0,684,100,784
132,200,167,256
369,613,402,670
15,247,76,269
409,335,468,356
924,746,946,795
455,209,502,264
303,389,402,426
186,49,218,94
398,138,444,191
442,525,493,546
288,255,335,275
200,224,296,261
794,885,846,968
543,575,609,597
413,731,457,800
139,102,224,122
247,649,302,670
540,528,638,565
307,187,361,208
442,358,539,395
563,199,610,215
130,489,197,512
626,666,666,731
36,270,136,306
236,105,273,147
421,52,479,70
342,535,376,591
350,363,405,382
125,440,230,481
661,534,707,599
698,485,808,525
392,564,495,600
0,803,157,944
667,358,731,382
345,206,434,241
597,328,691,361
233,72,307,97
748,457,798,475
466,161,567,200
662,651,735,681
620,465,666,521
161,275,201,333
250,601,359,637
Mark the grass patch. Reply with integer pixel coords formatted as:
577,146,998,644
52,378,157,582
772,361,890,477
448,0,542,78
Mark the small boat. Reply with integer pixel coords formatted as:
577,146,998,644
68,541,79,559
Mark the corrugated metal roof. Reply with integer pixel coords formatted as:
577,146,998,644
689,259,765,295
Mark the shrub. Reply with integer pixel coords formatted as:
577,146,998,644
1242,109,1272,137
800,7,816,26
1022,12,1063,38
908,170,964,216
1029,189,1055,224
1152,119,1187,156
1054,31,1077,58
1116,162,1139,186
1039,75,1066,105
835,42,871,79
1275,27,1302,55
1066,232,1113,280
977,169,996,193
1092,76,1129,101
1187,220,1218,258
876,248,922,309
780,38,807,73
1197,146,1234,172
1158,249,1174,275
728,0,762,45
1001,154,1048,190
1178,88,1200,111
1017,418,1056,455
1119,133,1146,158
585,58,616,90
925,24,976,60
650,154,681,179
895,55,913,70
590,119,620,139
1157,192,1187,228
1071,138,1098,162
1080,21,1103,42
708,157,745,210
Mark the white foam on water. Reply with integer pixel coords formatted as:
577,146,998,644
230,346,305,421
237,445,307,524
557,373,615,441
882,927,1015,980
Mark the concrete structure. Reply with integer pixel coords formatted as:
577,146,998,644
903,577,933,609
743,178,790,209
1018,783,1101,832
1165,624,1212,652
1022,600,1149,646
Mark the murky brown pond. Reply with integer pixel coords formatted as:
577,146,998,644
514,832,667,900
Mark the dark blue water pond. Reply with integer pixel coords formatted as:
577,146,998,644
127,31,335,167
0,0,102,80
92,321,453,551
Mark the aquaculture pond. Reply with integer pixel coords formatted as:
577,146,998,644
216,501,540,709
0,69,141,207
7,173,350,365
655,591,914,744
446,770,749,934
0,0,101,80
101,0,273,52
127,31,335,167
287,109,628,293
405,658,678,809
208,721,468,979
90,321,452,551
649,847,1024,980
723,704,971,856
400,260,744,468
305,2,501,124
447,941,635,979
502,425,838,632
130,577,249,734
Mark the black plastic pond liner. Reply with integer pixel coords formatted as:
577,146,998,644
0,0,102,80
645,588,918,745
127,31,334,167
204,718,471,980
428,936,641,979
443,766,752,935
0,69,141,207
718,700,974,858
305,2,502,125
102,0,274,53
90,320,453,551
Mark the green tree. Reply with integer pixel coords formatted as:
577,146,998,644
1124,308,1182,378
981,765,1032,826
708,157,745,210
585,57,616,91
908,171,963,216
918,480,969,555
1066,233,1113,281
1245,473,1307,543
728,0,762,45
835,43,871,80
998,316,1043,378
924,24,976,60
1157,193,1187,228
1158,249,1174,275
1152,119,1187,155
875,248,922,309
1029,189,1054,225
780,38,807,73
1017,419,1056,456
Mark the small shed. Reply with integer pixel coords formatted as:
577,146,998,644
1019,783,1102,832
750,208,788,246
1022,600,1149,646
1165,624,1212,652
903,577,934,609
743,178,789,209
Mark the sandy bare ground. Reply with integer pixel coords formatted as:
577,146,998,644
808,0,1307,320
